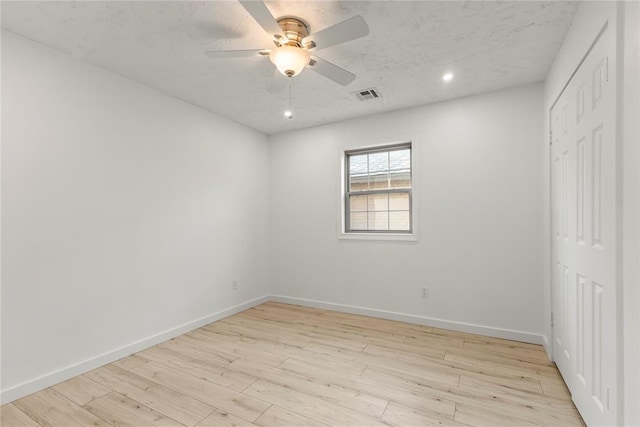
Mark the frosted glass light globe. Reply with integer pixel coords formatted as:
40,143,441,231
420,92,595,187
270,46,310,77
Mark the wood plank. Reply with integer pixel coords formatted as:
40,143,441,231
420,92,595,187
138,345,257,392
300,316,410,343
363,361,544,399
227,358,388,417
110,354,150,371
281,358,457,420
194,324,244,342
225,312,307,332
85,364,215,426
160,334,239,367
461,340,554,366
400,332,466,349
52,375,111,406
12,388,110,426
442,345,560,376
541,380,573,401
301,331,370,352
0,403,40,426
239,334,364,358
205,321,312,349
443,349,563,386
303,342,459,386
258,301,322,315
362,365,461,392
83,391,184,426
195,409,258,427
182,329,289,366
382,402,468,427
300,321,408,346
453,402,541,427
460,334,546,352
363,342,446,362
254,405,329,427
243,380,389,427
458,375,580,417
131,361,270,422
362,364,581,426
315,310,435,335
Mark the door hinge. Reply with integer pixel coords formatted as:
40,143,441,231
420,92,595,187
551,312,554,327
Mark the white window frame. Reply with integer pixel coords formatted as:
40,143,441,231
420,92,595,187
339,139,418,242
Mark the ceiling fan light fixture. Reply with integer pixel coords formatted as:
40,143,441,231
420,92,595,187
269,45,310,77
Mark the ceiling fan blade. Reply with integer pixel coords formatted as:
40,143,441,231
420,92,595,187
268,69,288,93
308,55,356,86
239,1,287,41
205,49,270,59
302,16,369,50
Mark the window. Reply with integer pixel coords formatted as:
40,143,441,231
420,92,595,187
345,143,412,233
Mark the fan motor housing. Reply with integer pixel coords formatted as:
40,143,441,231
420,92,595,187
277,17,309,47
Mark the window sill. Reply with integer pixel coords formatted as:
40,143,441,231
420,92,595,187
339,232,418,242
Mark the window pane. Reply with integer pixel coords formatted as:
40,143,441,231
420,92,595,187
368,212,388,230
350,212,367,230
389,192,410,210
390,149,410,170
390,171,411,188
368,152,388,172
349,194,367,212
349,154,368,175
349,175,368,191
369,173,389,189
389,211,410,230
345,143,411,234
368,193,388,211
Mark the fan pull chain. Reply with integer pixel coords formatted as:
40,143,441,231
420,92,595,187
284,78,294,119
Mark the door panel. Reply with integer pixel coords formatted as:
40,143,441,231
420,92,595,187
550,25,617,426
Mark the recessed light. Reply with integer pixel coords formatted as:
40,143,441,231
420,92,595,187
284,110,293,119
443,73,453,82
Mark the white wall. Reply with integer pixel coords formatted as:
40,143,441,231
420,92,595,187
268,83,545,341
1,32,270,402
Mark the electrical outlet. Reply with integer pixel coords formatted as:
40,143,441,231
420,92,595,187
232,280,238,290
421,286,429,298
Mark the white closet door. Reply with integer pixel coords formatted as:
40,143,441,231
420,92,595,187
550,25,618,426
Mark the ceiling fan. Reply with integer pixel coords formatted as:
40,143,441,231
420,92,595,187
205,1,369,91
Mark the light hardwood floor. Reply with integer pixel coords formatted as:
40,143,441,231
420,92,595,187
1,302,585,426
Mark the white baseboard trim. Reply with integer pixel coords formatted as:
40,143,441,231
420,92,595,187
270,295,546,345
0,295,270,404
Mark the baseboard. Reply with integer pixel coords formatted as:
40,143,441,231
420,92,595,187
270,295,546,345
0,295,271,404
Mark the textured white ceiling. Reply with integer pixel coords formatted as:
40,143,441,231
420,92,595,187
1,1,577,135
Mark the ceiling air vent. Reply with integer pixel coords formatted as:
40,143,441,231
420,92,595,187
353,88,381,101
